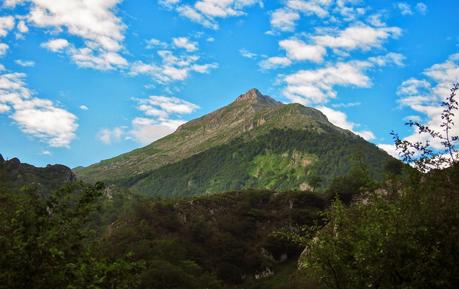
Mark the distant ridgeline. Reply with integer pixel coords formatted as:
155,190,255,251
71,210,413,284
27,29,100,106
75,89,394,197
0,154,75,194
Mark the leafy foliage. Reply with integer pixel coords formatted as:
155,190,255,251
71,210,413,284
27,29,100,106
302,83,459,289
102,189,329,287
0,182,142,289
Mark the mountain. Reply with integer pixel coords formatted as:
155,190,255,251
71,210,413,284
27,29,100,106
75,89,393,197
0,154,75,194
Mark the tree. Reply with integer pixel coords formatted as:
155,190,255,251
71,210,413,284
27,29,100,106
392,83,459,172
300,83,459,289
0,182,143,289
308,175,323,192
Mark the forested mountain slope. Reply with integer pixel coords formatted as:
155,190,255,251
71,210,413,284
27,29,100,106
75,89,393,197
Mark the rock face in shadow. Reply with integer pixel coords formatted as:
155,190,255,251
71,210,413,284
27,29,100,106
0,154,75,194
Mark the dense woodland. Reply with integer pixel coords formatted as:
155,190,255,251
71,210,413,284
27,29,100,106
1,160,458,289
1,84,458,289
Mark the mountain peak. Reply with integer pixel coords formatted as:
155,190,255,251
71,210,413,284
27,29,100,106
235,88,263,102
234,88,281,107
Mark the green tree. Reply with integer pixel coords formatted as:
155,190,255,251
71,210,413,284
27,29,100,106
300,83,459,289
0,182,142,289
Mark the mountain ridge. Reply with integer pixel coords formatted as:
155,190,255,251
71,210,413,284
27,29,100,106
0,154,75,194
74,88,392,196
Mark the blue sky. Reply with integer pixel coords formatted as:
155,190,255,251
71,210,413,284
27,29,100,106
0,0,458,168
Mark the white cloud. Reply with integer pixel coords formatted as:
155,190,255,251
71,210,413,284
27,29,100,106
239,48,257,59
0,16,15,37
396,53,459,151
15,59,35,67
312,24,402,52
102,95,199,145
79,105,89,110
279,38,327,63
98,127,123,144
317,106,375,140
0,72,78,147
286,0,330,18
282,53,403,105
129,117,182,145
377,144,399,158
0,103,10,112
41,38,70,52
130,44,217,84
396,2,413,15
173,37,198,52
41,150,52,156
270,8,300,32
0,43,8,56
146,38,168,49
24,0,127,70
136,95,199,116
162,0,262,29
397,78,431,96
259,56,292,70
17,20,29,33
283,61,371,105
368,52,405,67
131,95,198,144
367,13,386,27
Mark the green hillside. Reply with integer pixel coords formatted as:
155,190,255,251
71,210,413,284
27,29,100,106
0,154,75,194
75,89,393,197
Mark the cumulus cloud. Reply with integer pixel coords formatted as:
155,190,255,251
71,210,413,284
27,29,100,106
129,117,184,145
286,0,330,18
17,0,128,70
137,95,199,116
270,8,300,32
379,54,459,158
312,24,402,52
377,144,399,158
173,36,198,52
317,106,375,140
132,95,198,144
98,127,123,144
130,37,217,84
41,38,70,52
268,0,371,32
394,53,459,150
282,53,404,105
17,20,29,33
0,72,78,147
161,0,262,29
0,16,15,37
101,95,199,145
279,38,326,63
